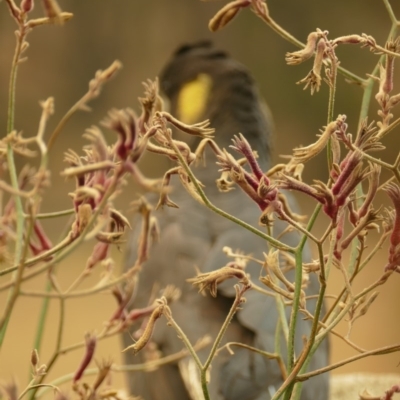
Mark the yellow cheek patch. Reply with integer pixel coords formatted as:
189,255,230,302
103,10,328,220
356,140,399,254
177,73,212,125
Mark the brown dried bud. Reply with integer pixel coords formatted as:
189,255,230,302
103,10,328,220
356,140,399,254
216,173,235,192
187,266,249,297
296,39,326,95
375,64,390,106
303,260,321,273
260,275,293,301
122,302,165,355
332,34,364,46
162,285,181,303
62,160,115,178
21,0,34,13
358,163,381,219
86,242,109,270
27,12,73,28
31,349,39,367
293,115,347,163
286,32,320,65
383,37,400,93
110,208,131,231
208,0,251,32
102,108,138,162
73,333,97,383
149,216,159,243
92,359,113,392
139,79,161,130
71,203,92,239
340,208,381,251
156,168,180,210
257,177,277,201
156,111,214,138
264,250,295,292
357,291,379,318
88,61,122,98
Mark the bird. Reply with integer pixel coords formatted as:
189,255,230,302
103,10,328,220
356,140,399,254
122,41,329,400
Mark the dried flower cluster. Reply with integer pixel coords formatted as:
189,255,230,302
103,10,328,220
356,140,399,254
2,1,400,400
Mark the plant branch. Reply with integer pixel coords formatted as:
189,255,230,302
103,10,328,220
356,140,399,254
166,134,295,253
297,343,400,381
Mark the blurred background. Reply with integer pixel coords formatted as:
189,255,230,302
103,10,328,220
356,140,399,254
1,0,400,397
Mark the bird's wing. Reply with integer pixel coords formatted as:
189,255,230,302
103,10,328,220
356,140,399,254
122,190,328,400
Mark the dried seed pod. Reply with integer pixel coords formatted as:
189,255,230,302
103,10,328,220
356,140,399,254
122,303,165,355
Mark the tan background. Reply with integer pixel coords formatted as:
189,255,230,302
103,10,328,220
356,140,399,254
1,0,400,397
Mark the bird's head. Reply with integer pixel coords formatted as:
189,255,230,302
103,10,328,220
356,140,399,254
159,41,273,162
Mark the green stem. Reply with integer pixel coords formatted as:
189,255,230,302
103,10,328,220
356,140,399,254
28,299,65,400
382,0,399,25
164,308,203,370
285,251,302,372
0,21,27,351
199,286,248,400
327,75,337,125
32,281,51,352
297,343,400,381
200,371,211,400
203,286,247,372
31,217,73,377
276,200,324,399
275,293,289,346
272,264,326,400
0,199,33,347
287,250,327,400
24,208,75,220
18,383,59,400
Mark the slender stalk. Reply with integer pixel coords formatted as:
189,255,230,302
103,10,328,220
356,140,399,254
200,286,249,400
285,251,302,372
19,268,136,299
276,244,326,400
382,0,399,25
327,65,337,125
28,299,65,400
31,219,73,377
358,232,390,271
18,384,59,400
32,281,51,352
163,307,203,370
203,285,247,372
23,209,75,220
0,18,28,352
275,293,289,346
0,234,73,279
0,204,34,344
297,343,400,381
